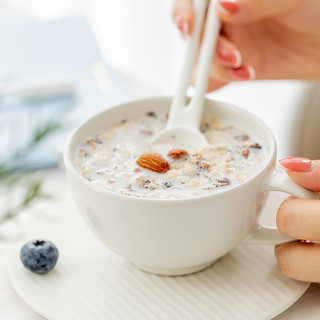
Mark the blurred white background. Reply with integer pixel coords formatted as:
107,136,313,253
1,0,319,160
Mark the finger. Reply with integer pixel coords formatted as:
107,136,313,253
209,63,255,82
215,36,242,68
216,0,299,25
192,60,253,92
279,158,320,192
277,198,320,241
173,0,194,36
191,65,229,92
207,78,229,92
192,63,254,95
275,241,320,282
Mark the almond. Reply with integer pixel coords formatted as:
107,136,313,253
136,153,170,173
167,148,189,159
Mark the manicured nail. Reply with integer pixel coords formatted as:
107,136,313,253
278,157,313,172
217,0,239,14
230,66,255,80
217,48,242,68
175,17,189,38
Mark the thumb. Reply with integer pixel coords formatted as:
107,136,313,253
279,158,320,192
216,0,299,24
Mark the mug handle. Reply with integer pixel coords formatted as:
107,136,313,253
244,168,319,245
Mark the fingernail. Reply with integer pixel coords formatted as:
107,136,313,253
230,66,255,80
278,157,313,172
217,48,242,68
217,0,239,14
175,17,189,38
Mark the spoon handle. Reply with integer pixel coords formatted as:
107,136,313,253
168,0,220,130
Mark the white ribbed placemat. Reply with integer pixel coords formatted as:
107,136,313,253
7,198,309,320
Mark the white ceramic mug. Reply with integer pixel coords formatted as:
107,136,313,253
64,97,318,276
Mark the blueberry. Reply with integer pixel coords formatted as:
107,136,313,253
20,240,59,274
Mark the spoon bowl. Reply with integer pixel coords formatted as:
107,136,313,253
151,0,220,152
151,125,208,151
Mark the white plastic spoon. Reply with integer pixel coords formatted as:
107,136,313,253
151,0,220,151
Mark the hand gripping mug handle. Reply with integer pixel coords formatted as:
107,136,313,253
244,169,319,245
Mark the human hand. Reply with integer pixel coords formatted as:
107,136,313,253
276,157,320,282
173,0,320,91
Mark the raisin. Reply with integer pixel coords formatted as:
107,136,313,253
214,178,231,187
216,178,230,185
146,111,156,117
250,143,262,149
93,137,103,144
163,181,173,188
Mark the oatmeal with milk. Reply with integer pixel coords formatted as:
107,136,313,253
75,111,266,199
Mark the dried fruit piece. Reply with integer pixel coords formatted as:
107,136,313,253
93,137,103,144
196,161,210,171
250,143,262,149
79,149,89,157
192,153,202,161
167,149,189,159
139,179,155,190
213,178,231,188
163,181,173,188
87,139,97,150
234,135,249,141
200,122,211,133
137,154,170,173
241,148,250,159
216,178,231,185
146,111,156,117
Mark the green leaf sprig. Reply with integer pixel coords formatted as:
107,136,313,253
0,120,62,225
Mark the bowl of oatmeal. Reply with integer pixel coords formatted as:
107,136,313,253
64,97,315,275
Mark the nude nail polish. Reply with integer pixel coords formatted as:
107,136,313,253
175,17,189,38
230,66,255,80
278,157,312,172
217,48,242,68
217,0,239,14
